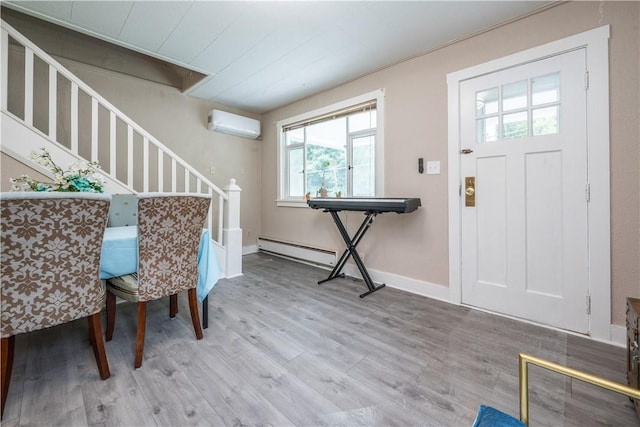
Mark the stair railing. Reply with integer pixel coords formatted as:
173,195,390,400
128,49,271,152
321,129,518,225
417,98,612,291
1,19,242,277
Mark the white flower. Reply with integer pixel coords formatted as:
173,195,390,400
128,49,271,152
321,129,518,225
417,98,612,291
68,162,83,173
10,149,105,193
89,172,106,184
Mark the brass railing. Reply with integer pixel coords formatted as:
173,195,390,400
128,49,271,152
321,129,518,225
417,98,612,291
518,353,640,426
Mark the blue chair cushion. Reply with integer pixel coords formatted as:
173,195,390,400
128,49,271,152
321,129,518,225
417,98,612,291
472,405,525,427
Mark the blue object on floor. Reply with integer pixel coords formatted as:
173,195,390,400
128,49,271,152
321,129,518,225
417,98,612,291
472,405,526,427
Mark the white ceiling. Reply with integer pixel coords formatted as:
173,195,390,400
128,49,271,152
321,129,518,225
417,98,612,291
4,1,553,114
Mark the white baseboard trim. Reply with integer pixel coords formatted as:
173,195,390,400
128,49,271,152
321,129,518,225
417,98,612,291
243,244,258,255
342,264,450,303
608,324,626,348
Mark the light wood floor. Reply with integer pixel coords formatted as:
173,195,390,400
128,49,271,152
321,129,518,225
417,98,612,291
2,253,638,426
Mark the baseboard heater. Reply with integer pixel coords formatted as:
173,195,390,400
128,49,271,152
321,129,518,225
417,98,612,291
257,237,337,268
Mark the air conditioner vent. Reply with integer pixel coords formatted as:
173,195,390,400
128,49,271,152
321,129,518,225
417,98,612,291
207,110,260,140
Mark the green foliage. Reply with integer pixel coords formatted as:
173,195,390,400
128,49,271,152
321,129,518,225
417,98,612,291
306,144,346,196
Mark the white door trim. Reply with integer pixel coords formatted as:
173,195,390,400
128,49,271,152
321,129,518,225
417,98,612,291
447,26,611,341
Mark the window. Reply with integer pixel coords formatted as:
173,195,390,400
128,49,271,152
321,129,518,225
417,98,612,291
277,90,384,206
475,72,560,143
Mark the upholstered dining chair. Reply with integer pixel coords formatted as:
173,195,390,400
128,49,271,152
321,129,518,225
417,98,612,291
1,192,112,419
105,193,211,368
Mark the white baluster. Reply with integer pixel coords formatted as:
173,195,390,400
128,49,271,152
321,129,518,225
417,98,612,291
48,65,56,140
127,125,133,187
109,111,116,175
91,98,98,162
157,150,164,192
24,48,33,125
143,136,149,192
217,193,224,246
1,29,8,110
171,158,177,192
70,83,78,153
223,178,242,277
207,187,213,237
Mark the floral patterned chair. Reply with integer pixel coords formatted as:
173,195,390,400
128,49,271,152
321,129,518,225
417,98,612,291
0,192,112,419
105,193,211,368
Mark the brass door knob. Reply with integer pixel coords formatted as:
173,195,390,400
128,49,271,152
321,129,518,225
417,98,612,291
465,176,475,207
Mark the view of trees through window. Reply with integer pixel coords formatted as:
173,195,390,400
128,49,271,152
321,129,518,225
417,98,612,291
306,144,346,197
283,107,376,199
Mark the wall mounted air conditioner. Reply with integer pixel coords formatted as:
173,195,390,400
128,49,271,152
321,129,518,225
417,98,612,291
207,110,261,140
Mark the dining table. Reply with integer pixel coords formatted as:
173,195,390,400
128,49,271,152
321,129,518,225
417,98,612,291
99,225,220,328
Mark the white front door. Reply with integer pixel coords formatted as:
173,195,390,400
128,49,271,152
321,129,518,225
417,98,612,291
460,49,589,333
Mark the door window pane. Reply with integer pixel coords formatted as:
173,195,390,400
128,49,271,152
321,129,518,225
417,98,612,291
502,80,527,111
476,88,499,116
288,147,304,197
503,111,528,139
476,117,499,143
533,106,559,136
532,73,560,105
472,72,562,144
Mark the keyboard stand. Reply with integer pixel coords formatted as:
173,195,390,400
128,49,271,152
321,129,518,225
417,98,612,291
318,210,386,298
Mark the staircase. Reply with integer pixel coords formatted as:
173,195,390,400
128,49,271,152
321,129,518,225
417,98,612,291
0,19,242,278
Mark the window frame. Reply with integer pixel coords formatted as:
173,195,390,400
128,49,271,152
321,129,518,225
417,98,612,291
276,89,385,207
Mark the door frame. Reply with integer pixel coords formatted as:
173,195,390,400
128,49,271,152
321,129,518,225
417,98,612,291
447,26,611,340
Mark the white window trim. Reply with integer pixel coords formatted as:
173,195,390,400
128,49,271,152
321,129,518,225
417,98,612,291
447,26,611,341
276,89,385,207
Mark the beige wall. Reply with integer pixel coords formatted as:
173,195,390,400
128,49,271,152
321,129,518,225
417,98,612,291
261,1,640,326
1,152,48,191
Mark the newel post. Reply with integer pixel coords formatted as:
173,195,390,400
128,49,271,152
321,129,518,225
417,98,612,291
223,178,242,278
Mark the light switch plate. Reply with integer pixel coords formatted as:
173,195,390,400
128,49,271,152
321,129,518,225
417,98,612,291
426,161,440,175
